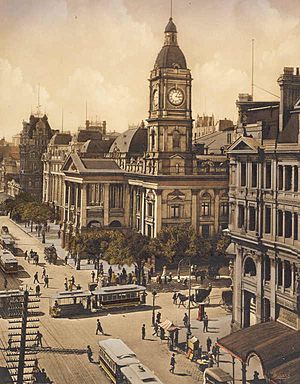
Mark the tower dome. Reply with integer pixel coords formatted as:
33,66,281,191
155,18,187,69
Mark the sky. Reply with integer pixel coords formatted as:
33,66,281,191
0,0,299,139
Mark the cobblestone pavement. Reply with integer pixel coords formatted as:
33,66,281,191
0,216,238,384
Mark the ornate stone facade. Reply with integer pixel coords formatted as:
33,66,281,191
60,18,229,248
228,67,300,331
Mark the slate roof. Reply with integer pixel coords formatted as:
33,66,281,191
50,133,72,145
80,139,114,154
110,126,147,154
217,321,300,384
155,45,187,69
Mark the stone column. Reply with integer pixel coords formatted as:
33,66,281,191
191,190,198,231
81,184,87,228
140,189,145,235
214,192,220,233
124,184,130,227
155,190,162,236
103,184,110,226
270,257,276,320
256,255,262,323
233,248,243,328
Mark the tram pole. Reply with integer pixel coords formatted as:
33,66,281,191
17,290,29,384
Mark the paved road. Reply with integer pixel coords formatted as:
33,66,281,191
0,216,235,384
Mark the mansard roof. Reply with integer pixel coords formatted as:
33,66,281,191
109,126,147,155
62,152,123,175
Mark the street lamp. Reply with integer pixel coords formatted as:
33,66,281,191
177,257,192,346
152,290,157,325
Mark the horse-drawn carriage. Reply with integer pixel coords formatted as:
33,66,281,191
177,284,212,307
219,287,233,311
44,245,57,264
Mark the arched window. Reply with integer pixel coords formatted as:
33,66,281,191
173,129,180,149
244,257,257,277
201,192,211,216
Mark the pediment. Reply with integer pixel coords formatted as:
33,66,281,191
62,154,80,173
228,136,259,153
169,154,185,160
168,189,185,201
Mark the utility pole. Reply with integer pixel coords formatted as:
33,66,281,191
5,290,40,384
251,39,255,99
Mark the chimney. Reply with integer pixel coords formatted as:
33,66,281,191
278,67,300,131
102,120,106,135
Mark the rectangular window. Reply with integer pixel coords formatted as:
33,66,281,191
170,205,180,218
249,206,256,231
220,202,228,217
265,206,271,234
201,202,210,216
277,259,283,286
227,133,232,144
240,162,247,187
277,210,283,236
238,205,245,228
265,161,272,189
251,162,258,188
147,202,153,217
294,213,298,240
285,211,292,238
285,166,292,191
264,255,271,282
136,193,140,213
202,224,210,238
278,166,283,190
294,166,298,192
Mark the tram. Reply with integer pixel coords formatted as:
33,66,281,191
0,250,18,273
121,363,163,384
92,284,147,310
49,290,92,317
99,339,139,384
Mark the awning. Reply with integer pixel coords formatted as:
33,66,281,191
159,319,180,332
217,321,300,384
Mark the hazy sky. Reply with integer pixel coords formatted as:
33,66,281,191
0,0,299,139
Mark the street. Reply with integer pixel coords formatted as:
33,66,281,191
0,216,232,384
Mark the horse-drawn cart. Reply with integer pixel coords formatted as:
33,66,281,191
177,284,212,307
44,245,57,264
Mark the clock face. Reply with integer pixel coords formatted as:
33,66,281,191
168,88,184,106
152,90,159,109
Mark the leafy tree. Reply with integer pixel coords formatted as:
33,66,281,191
104,230,151,283
154,224,198,264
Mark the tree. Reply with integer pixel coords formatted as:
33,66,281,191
104,230,151,284
154,224,198,264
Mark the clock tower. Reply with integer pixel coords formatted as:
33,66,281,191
146,17,193,175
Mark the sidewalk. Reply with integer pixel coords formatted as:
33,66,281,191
15,221,135,274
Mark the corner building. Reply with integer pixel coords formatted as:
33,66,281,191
61,18,228,246
228,67,300,332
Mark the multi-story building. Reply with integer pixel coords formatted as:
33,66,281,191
42,120,117,220
20,114,55,200
217,67,300,384
61,17,229,248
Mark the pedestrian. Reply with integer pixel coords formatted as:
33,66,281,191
47,224,50,232
24,250,28,260
206,336,212,353
44,275,49,288
35,254,39,266
96,319,104,335
152,322,159,336
156,312,161,324
35,285,41,296
42,268,46,279
169,353,176,374
203,313,209,332
64,255,68,265
4,276,8,289
183,313,188,328
64,282,68,291
33,272,39,284
58,229,61,239
35,331,43,348
71,275,75,286
87,345,93,363
91,270,95,283
172,292,177,305
141,324,146,340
